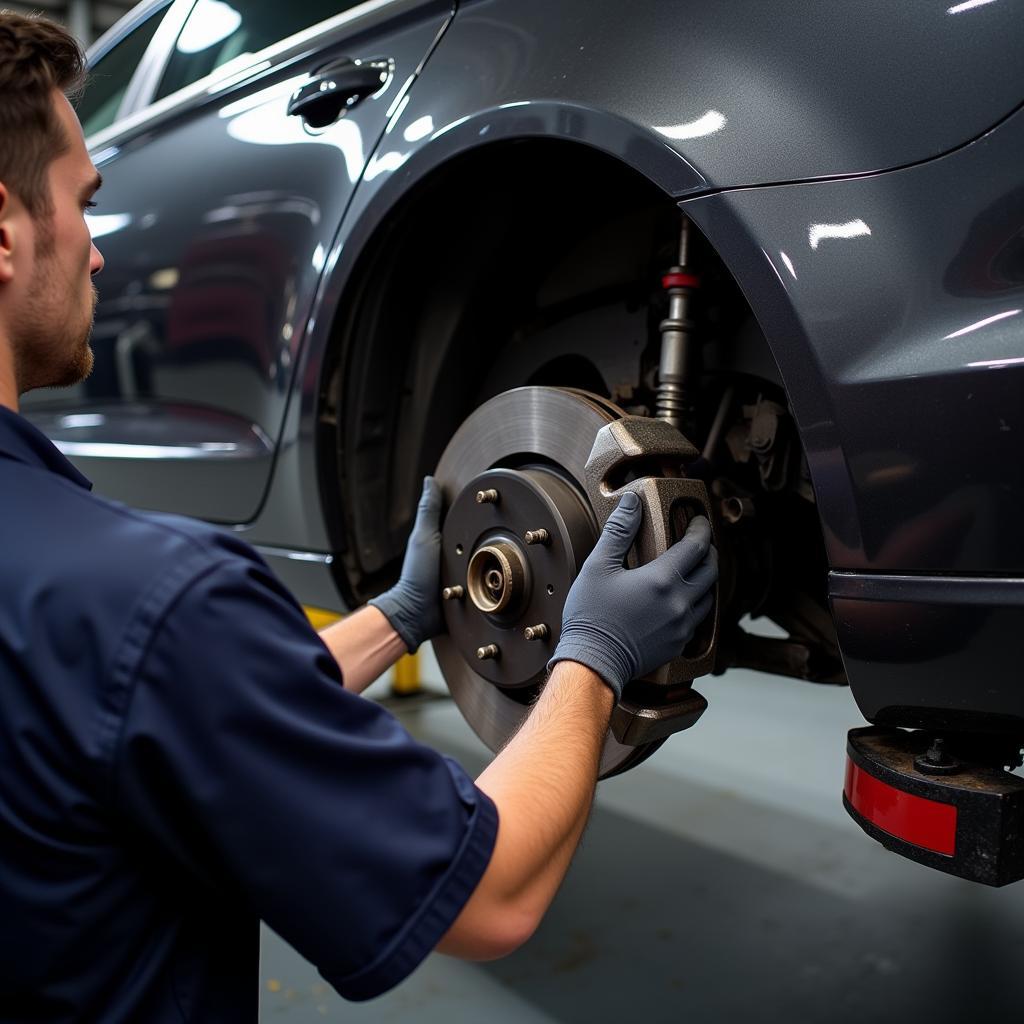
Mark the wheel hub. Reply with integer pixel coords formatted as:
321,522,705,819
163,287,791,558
441,465,596,689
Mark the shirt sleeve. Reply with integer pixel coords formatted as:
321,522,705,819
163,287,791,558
110,548,498,1001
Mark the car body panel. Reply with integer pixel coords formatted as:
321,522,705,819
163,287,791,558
830,572,1024,730
680,107,1024,577
374,0,1024,195
679,112,1024,732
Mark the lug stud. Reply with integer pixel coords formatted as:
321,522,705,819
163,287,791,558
442,585,464,601
523,623,549,642
476,488,500,504
524,528,550,546
476,644,500,660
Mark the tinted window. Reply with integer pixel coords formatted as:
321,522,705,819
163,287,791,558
77,5,169,137
155,0,360,101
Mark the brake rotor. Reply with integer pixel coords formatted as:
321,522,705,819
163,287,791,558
433,386,664,777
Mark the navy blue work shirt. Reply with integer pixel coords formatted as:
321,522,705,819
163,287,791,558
0,405,497,1021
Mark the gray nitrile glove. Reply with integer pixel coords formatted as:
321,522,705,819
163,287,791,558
368,476,444,652
547,491,718,699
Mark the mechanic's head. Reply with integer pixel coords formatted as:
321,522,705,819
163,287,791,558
0,11,103,409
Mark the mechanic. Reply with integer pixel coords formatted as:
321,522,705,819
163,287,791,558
0,12,718,1021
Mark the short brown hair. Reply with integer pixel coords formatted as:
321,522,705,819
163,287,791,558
0,11,86,218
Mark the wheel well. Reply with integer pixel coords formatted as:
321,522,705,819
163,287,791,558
318,138,840,685
322,141,669,588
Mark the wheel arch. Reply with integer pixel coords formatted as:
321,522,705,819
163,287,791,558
301,111,833,598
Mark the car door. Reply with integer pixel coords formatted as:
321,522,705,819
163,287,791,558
25,0,452,523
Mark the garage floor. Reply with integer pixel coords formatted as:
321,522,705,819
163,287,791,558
259,647,1024,1022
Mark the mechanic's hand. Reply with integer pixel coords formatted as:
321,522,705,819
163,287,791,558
368,476,444,653
548,491,717,700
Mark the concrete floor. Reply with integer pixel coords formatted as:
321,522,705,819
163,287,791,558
259,646,1024,1022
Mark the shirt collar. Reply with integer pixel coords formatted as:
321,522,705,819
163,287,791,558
0,404,93,490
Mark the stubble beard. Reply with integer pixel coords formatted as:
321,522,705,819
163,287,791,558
14,240,97,394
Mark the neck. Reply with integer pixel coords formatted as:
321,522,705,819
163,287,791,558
0,336,18,412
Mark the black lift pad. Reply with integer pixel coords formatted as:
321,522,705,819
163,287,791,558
844,726,1024,887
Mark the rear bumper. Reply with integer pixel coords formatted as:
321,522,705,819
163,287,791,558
830,571,1024,733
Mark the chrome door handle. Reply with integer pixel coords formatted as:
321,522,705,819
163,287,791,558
287,58,389,127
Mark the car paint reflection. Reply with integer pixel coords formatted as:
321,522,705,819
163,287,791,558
225,103,367,185
808,219,872,250
944,309,1021,339
652,110,728,140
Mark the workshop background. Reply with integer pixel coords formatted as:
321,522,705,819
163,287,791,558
36,2,1024,1020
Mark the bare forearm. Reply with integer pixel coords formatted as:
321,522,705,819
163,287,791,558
438,661,614,957
318,606,407,694
476,663,612,901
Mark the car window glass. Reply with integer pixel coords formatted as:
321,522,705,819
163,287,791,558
77,5,169,137
155,0,362,101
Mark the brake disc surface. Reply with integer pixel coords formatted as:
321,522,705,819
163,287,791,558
433,386,663,777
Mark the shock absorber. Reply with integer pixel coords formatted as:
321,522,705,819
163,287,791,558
656,215,701,434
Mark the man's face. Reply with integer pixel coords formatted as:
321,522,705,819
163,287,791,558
8,90,104,393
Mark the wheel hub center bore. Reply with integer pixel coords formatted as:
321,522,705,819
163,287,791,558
440,465,597,689
467,541,527,614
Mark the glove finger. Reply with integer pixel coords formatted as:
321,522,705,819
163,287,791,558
664,515,713,579
690,591,714,629
413,475,443,535
684,546,719,598
592,492,642,568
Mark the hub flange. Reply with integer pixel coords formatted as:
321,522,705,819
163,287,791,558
440,465,595,689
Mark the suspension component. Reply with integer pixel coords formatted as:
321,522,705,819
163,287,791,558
656,215,701,433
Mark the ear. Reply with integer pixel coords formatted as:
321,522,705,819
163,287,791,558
0,182,14,285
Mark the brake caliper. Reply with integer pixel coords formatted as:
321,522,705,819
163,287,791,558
584,415,719,745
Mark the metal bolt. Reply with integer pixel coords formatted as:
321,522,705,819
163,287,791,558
476,644,500,660
442,585,464,601
476,488,500,504
524,528,550,546
914,734,961,776
523,623,549,642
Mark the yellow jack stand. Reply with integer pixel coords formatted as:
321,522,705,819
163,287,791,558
392,652,422,697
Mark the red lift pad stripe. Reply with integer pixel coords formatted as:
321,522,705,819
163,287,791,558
844,759,958,856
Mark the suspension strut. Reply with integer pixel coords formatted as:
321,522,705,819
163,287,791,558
656,215,701,434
